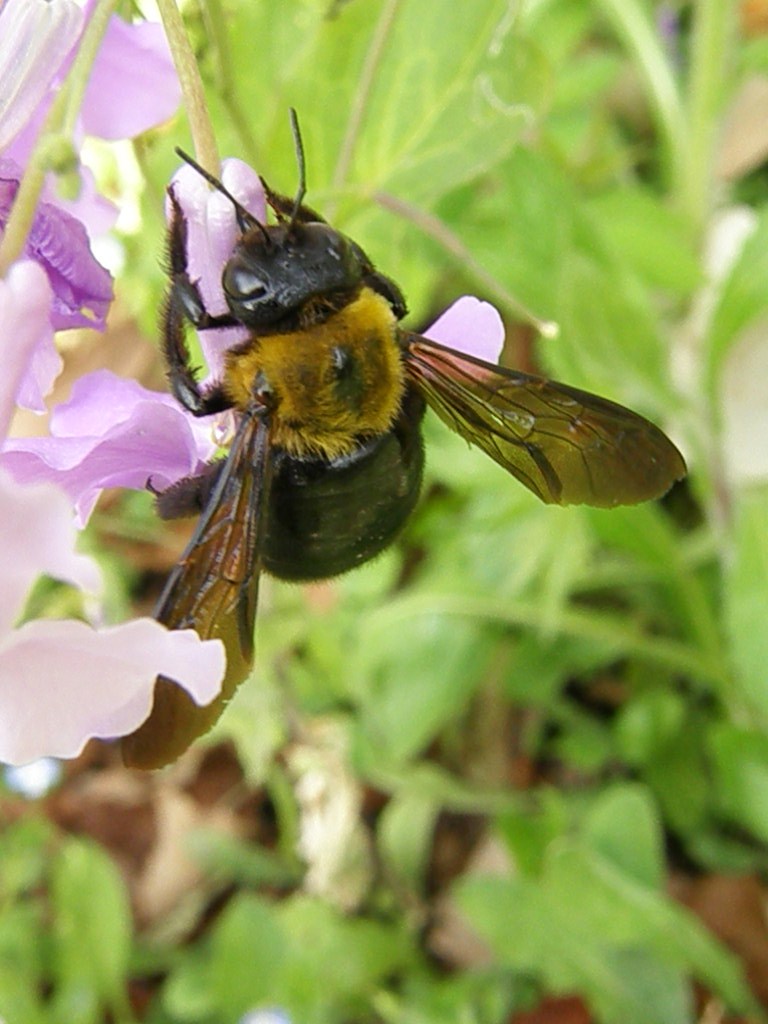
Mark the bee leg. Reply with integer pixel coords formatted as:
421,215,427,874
260,176,326,225
163,188,238,416
149,461,223,520
365,269,408,320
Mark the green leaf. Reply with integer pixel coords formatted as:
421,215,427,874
49,838,132,1024
204,894,413,1021
709,722,768,844
554,248,673,413
586,187,701,296
351,610,494,764
723,486,768,718
225,0,525,204
206,895,286,1019
456,839,756,1023
0,902,47,1024
705,206,768,393
377,790,441,892
583,784,664,890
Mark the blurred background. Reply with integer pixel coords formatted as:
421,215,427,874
4,1,768,1022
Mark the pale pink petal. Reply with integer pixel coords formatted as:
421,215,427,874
0,0,84,151
14,326,62,413
169,158,265,377
423,295,505,363
0,261,55,435
81,17,181,140
0,470,100,633
2,370,217,525
0,618,225,765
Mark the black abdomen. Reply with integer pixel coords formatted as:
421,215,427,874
264,390,425,580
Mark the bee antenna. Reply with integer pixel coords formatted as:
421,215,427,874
174,147,271,245
287,108,307,230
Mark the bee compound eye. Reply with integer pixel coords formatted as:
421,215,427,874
223,262,268,301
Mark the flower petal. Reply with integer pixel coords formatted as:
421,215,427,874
81,16,181,140
423,295,505,363
0,617,225,765
0,0,83,151
0,260,54,433
0,469,100,634
169,158,265,377
1,369,218,525
0,171,114,331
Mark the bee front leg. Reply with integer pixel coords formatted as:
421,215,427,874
163,188,239,417
149,461,223,520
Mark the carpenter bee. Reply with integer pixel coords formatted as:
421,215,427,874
121,113,686,769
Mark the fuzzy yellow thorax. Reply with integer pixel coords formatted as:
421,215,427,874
222,288,405,460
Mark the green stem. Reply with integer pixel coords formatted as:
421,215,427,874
155,0,219,174
374,189,558,335
0,0,118,276
595,0,686,198
199,0,260,168
328,0,401,213
681,0,736,236
368,593,731,689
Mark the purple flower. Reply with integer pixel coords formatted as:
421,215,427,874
0,158,263,512
2,369,219,526
423,294,504,363
0,0,83,153
0,0,182,164
80,14,182,141
168,158,266,378
0,170,114,333
0,260,58,429
0,260,225,766
0,616,224,765
0,0,184,408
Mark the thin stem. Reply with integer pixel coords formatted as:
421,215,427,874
198,0,260,167
155,0,219,174
682,0,736,237
0,0,118,276
375,190,558,336
328,0,401,210
368,593,731,690
595,0,686,199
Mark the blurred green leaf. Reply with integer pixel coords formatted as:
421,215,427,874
723,486,768,719
705,207,768,393
351,611,494,764
202,894,413,1022
456,833,756,1023
49,838,132,1024
709,722,768,844
582,784,664,889
586,188,701,296
0,902,47,1024
377,790,440,893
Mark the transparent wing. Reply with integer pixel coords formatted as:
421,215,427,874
122,407,273,768
403,333,685,507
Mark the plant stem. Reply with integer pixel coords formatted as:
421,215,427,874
595,0,686,200
681,0,736,237
0,0,118,276
369,593,732,690
375,190,558,336
328,0,400,211
155,0,219,174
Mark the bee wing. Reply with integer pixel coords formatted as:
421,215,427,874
403,332,686,507
122,406,273,769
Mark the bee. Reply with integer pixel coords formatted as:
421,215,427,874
121,113,686,769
